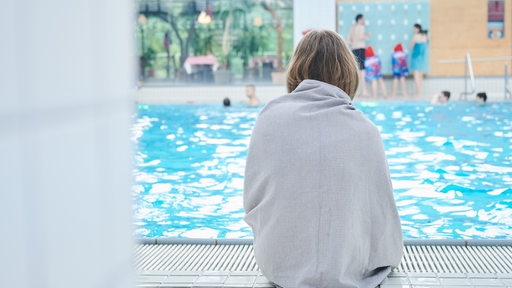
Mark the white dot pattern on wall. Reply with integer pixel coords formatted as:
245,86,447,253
377,49,382,55
337,1,430,74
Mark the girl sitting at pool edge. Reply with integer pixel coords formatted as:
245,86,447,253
244,30,403,288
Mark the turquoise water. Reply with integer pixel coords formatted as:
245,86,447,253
132,102,512,239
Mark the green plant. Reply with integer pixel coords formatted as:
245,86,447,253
191,26,215,55
142,47,157,69
232,27,264,69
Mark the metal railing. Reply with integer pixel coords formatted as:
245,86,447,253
505,63,512,100
439,54,512,100
135,241,512,272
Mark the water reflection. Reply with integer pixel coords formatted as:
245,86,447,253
133,102,512,239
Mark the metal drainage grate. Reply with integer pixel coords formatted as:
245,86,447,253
136,244,258,271
136,242,512,274
397,245,512,273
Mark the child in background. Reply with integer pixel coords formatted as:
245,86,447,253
392,43,409,97
364,46,388,99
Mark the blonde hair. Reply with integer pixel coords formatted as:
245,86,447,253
286,30,359,97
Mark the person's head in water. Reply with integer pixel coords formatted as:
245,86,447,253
355,14,364,25
431,90,450,105
441,90,450,102
286,29,359,98
223,97,231,107
245,84,260,107
476,92,488,104
246,84,256,99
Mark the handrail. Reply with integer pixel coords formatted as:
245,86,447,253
440,54,512,101
506,63,512,100
459,53,476,100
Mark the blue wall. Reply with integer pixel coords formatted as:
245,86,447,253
337,1,430,74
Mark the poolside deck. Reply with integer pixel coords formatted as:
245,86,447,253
136,239,512,287
136,76,511,105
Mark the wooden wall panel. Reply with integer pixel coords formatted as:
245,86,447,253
430,0,512,76
336,0,512,76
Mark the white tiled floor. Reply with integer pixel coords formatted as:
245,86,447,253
136,243,512,287
137,271,512,288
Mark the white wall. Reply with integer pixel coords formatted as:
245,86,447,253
0,1,135,288
293,0,337,47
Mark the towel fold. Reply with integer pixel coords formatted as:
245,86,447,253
244,79,403,288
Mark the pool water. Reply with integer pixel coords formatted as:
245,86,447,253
132,102,512,239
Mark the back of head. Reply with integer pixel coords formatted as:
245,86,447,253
223,97,231,107
286,30,359,97
441,90,451,99
394,43,404,52
477,92,488,102
365,46,375,58
414,23,428,35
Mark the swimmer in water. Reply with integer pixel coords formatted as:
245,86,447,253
246,84,261,107
431,90,450,105
476,92,487,105
223,97,231,107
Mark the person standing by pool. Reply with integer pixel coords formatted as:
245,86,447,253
364,46,388,98
348,14,370,97
392,43,409,97
410,23,428,99
244,30,403,288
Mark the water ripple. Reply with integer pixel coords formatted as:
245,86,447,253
133,102,512,239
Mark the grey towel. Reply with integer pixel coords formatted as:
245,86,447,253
244,79,403,288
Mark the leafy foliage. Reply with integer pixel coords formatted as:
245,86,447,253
136,0,293,78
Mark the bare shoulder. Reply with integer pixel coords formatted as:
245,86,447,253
348,25,355,34
414,33,428,42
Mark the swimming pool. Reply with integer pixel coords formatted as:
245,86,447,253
132,102,512,239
